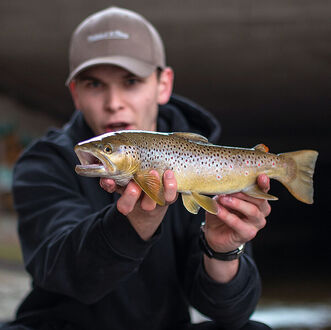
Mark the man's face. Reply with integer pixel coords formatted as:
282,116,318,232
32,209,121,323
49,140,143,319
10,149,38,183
70,65,173,135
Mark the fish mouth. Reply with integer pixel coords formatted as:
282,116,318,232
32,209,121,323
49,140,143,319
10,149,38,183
74,147,113,178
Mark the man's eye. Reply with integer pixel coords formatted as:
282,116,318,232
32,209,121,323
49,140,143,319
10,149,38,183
126,78,141,86
87,80,101,88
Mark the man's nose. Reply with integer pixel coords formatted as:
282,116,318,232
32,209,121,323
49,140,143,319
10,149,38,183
104,86,124,112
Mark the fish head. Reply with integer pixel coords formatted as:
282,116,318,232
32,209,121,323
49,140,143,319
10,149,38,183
74,131,138,180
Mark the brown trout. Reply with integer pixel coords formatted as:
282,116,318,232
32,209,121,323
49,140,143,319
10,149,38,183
74,131,318,214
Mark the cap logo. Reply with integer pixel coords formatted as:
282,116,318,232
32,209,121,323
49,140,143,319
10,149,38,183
87,30,129,42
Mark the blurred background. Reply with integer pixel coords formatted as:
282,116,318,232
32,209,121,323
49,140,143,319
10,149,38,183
0,0,330,328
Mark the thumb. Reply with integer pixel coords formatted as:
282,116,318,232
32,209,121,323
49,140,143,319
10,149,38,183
257,174,270,193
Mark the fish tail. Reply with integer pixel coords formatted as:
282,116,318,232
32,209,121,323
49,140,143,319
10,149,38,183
277,150,318,204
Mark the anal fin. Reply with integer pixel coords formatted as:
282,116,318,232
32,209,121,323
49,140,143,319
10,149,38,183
182,193,201,214
243,184,278,201
191,192,218,215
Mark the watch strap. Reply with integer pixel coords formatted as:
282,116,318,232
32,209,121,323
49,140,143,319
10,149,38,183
199,225,245,261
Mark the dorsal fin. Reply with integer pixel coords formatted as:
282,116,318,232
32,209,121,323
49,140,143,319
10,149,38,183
254,144,269,153
173,132,209,143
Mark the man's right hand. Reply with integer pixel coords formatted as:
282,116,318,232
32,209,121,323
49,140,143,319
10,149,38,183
100,170,178,241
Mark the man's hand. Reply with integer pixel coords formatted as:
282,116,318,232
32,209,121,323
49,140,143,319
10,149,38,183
100,170,178,241
203,174,271,283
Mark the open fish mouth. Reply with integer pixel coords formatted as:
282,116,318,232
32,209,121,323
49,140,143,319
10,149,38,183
75,148,111,177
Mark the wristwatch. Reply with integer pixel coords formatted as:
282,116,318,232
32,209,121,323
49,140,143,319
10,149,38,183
199,224,245,261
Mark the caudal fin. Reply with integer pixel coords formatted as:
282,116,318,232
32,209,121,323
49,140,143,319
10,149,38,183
278,150,318,204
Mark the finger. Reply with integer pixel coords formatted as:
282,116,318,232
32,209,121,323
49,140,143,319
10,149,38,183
216,204,258,242
100,178,117,193
226,192,271,218
100,178,125,195
140,194,157,211
163,170,178,204
257,174,270,192
219,195,267,230
116,181,142,215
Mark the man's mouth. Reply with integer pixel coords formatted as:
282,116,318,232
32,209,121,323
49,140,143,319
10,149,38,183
105,122,133,132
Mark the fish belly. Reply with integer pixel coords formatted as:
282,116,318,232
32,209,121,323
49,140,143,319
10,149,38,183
175,152,283,195
176,168,257,195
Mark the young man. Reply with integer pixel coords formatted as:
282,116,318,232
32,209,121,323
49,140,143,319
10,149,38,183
4,7,271,330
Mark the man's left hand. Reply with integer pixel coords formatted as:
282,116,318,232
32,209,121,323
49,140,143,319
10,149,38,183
202,174,271,282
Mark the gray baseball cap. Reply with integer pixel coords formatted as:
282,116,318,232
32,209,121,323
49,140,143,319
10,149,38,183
66,7,166,85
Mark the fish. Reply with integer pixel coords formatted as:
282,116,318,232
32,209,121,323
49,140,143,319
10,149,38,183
74,130,318,215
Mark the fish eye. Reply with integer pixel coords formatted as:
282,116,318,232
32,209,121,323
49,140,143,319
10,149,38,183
104,144,112,153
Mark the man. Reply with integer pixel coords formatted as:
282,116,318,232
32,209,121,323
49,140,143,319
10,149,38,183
3,7,271,330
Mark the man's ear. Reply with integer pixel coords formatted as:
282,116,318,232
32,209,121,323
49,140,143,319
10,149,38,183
157,67,174,105
68,80,80,110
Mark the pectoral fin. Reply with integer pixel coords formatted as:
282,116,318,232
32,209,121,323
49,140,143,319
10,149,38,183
191,192,218,215
181,193,201,214
134,170,165,206
243,185,278,201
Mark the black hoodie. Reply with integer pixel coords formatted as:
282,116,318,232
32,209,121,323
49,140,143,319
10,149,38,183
9,95,261,330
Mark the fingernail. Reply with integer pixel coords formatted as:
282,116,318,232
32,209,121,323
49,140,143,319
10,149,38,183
165,170,174,179
222,196,232,202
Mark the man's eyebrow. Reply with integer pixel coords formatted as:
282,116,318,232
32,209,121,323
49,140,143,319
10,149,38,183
123,73,142,79
77,75,101,82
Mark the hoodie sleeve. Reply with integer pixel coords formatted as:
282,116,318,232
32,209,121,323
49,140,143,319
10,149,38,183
190,254,261,329
13,139,161,304
181,213,261,329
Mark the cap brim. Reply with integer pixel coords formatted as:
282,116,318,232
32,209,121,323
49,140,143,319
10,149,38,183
65,56,157,85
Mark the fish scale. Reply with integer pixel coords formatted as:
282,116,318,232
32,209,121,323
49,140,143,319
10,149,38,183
75,131,318,214
128,134,281,195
